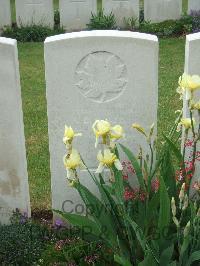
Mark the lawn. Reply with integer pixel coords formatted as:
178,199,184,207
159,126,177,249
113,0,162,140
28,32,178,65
18,37,185,211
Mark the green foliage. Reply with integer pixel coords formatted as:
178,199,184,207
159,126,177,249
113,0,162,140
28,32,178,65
86,7,195,35
123,17,138,31
0,216,50,265
40,238,114,265
2,24,64,42
139,16,193,37
87,10,116,30
54,9,60,29
57,112,200,265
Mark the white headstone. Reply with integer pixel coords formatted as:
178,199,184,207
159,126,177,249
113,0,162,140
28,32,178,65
188,0,200,14
44,31,158,214
102,0,139,28
184,33,200,194
59,0,97,31
0,0,11,29
15,0,54,28
0,37,30,224
144,0,182,23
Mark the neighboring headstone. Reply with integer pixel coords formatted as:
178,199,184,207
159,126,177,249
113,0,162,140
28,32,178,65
0,37,30,224
102,0,139,28
184,33,200,194
0,0,11,29
188,0,200,14
144,0,182,23
44,31,158,214
15,0,54,28
59,0,97,31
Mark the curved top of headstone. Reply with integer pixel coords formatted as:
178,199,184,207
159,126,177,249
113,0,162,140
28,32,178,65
45,30,158,44
186,32,200,42
0,37,16,46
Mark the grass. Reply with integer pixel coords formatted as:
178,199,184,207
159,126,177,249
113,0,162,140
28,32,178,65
158,38,185,134
18,43,51,210
17,37,185,210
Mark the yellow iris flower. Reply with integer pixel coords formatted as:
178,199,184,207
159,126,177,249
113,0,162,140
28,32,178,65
63,149,84,177
63,125,82,145
193,101,200,110
96,149,123,173
92,120,111,147
110,125,124,140
177,118,195,132
132,123,147,137
178,73,200,100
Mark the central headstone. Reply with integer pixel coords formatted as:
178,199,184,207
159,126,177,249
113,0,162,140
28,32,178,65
0,37,30,224
44,31,158,214
144,0,182,23
0,0,11,29
15,0,54,28
103,0,139,28
59,0,97,31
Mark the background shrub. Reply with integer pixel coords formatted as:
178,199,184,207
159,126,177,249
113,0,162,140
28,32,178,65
87,10,116,30
2,24,64,42
0,218,50,265
190,10,200,32
124,17,138,31
40,238,114,265
0,211,115,265
139,15,193,37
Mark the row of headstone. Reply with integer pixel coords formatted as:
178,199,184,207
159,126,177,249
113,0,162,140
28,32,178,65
60,0,140,29
1,30,200,224
1,0,200,31
0,0,139,30
0,30,158,223
0,0,54,29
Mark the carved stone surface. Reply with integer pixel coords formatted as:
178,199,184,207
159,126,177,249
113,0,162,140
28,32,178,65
75,51,128,103
103,0,139,28
59,0,97,30
0,37,30,224
184,33,200,196
144,0,182,23
15,0,54,28
188,0,200,14
44,30,158,214
0,0,11,29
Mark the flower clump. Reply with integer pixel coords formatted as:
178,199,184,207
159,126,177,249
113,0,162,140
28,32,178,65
176,73,200,189
62,118,155,188
62,119,125,185
57,73,200,265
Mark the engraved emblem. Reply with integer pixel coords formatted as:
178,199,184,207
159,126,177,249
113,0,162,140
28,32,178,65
75,51,128,103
